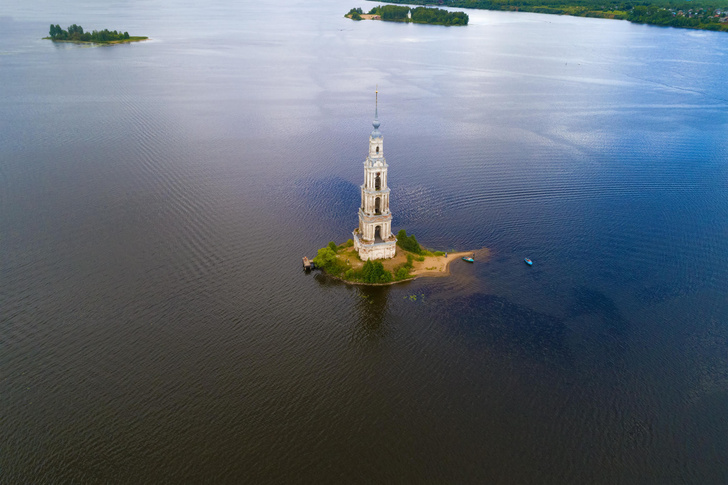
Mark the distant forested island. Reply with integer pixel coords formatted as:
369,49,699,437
45,24,148,44
346,5,469,25
370,0,728,31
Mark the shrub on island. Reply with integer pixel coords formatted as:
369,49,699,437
393,254,415,280
397,230,447,258
346,8,363,20
344,261,394,283
314,241,400,283
360,260,393,283
314,232,452,284
396,229,423,255
313,246,347,275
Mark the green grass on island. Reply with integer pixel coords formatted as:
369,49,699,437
369,0,728,32
312,230,482,285
346,6,469,25
45,24,148,44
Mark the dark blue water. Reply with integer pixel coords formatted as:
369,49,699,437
1,1,727,482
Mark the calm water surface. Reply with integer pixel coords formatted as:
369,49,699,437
1,0,727,482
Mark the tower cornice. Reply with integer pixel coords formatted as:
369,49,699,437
361,187,390,196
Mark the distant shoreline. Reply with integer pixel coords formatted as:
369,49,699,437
355,14,381,20
371,0,728,33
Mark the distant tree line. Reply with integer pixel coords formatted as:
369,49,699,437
359,5,470,25
48,24,131,42
627,5,726,29
411,5,470,24
369,0,728,31
370,4,412,20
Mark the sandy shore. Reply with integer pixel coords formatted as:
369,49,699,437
346,14,381,21
333,247,489,284
412,251,478,277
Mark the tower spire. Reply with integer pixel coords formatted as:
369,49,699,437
371,86,381,136
375,85,378,120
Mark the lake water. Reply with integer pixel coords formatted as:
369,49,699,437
1,0,727,482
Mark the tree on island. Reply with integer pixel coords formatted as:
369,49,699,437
396,229,424,254
48,24,133,42
346,7,364,19
312,240,399,283
310,232,457,284
360,260,393,283
364,5,469,25
313,242,347,275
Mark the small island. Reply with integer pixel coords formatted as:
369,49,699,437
346,5,469,25
306,92,482,286
45,24,148,44
312,230,485,285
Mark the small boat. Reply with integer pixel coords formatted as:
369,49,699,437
462,256,474,263
524,258,533,266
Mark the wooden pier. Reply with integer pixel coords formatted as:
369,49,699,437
302,256,314,270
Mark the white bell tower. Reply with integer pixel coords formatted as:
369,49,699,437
353,90,397,260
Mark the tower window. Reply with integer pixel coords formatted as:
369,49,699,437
376,146,379,153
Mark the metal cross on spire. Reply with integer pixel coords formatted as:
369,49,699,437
375,85,379,120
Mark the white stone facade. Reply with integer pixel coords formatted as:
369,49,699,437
353,99,397,261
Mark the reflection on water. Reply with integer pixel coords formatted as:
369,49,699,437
444,292,573,369
352,285,391,343
314,272,391,343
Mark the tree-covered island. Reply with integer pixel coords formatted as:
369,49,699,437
312,230,484,285
369,0,728,31
346,6,469,25
45,24,148,44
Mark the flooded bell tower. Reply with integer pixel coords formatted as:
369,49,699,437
353,89,397,260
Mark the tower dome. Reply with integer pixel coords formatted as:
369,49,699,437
371,93,382,138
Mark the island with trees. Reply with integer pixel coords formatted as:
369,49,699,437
370,0,728,32
346,6,469,25
45,24,148,44
311,230,484,285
